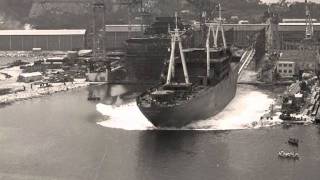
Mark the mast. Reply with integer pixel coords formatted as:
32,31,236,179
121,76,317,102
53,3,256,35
206,24,215,78
205,3,226,78
166,13,190,85
214,4,227,49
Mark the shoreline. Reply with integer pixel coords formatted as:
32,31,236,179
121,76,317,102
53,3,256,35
0,82,89,106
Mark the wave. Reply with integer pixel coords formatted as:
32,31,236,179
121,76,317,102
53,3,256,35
96,85,282,131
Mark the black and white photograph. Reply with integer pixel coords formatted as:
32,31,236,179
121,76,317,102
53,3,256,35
0,0,320,179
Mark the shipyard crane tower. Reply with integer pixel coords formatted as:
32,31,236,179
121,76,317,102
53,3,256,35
118,0,153,37
35,0,107,62
92,1,107,62
265,0,288,53
296,0,317,50
300,0,318,74
304,0,314,40
300,0,317,51
186,0,216,24
277,0,319,50
34,0,111,82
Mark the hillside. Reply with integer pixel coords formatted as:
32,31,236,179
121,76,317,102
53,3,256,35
0,0,319,29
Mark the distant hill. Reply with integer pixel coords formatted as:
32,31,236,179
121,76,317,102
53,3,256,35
0,0,33,29
0,0,320,29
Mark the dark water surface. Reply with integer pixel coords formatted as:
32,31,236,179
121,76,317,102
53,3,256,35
0,85,320,180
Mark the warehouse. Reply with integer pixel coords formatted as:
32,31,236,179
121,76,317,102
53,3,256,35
278,23,320,50
0,29,86,51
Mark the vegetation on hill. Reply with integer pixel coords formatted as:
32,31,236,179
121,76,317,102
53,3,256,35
0,0,320,29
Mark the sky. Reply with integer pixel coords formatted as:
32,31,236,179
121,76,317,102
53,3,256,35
261,0,320,3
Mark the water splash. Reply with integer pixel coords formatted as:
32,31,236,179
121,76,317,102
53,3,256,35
96,102,154,131
96,85,282,131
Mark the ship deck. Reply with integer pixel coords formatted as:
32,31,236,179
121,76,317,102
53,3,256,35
137,62,239,108
138,83,208,107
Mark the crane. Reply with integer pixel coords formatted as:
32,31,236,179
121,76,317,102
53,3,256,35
34,0,110,81
305,0,314,40
34,0,107,61
265,0,289,52
117,0,154,37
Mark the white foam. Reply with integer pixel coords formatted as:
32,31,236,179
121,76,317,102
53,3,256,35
96,85,282,131
96,102,155,130
187,87,281,130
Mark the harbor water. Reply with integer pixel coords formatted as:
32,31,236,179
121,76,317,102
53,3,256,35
0,84,320,180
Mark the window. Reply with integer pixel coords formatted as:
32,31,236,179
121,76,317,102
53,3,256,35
288,64,292,67
284,70,287,73
289,70,292,73
279,70,282,73
284,64,287,67
278,64,282,67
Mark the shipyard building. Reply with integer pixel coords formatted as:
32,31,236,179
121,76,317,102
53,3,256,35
0,29,86,51
104,22,320,50
279,23,320,50
105,25,144,50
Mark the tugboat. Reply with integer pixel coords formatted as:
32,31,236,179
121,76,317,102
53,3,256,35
137,6,240,127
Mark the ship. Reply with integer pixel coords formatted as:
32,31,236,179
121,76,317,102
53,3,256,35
124,17,193,83
136,8,240,128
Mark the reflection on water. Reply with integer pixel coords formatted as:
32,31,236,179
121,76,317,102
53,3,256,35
87,84,150,106
132,126,320,180
135,130,231,180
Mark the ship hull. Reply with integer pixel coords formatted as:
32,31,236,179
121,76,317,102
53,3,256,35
137,63,239,128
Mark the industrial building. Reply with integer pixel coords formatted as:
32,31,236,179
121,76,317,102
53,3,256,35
104,22,320,51
105,25,144,50
223,24,266,47
279,50,319,72
276,61,296,78
104,23,267,50
278,23,320,50
0,29,86,51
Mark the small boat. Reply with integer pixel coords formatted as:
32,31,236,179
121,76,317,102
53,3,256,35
278,151,299,160
288,138,299,146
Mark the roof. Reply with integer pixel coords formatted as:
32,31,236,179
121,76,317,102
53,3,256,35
105,25,147,32
277,61,295,64
280,50,317,62
223,24,267,31
283,19,317,22
0,29,86,36
279,23,320,31
19,72,42,78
